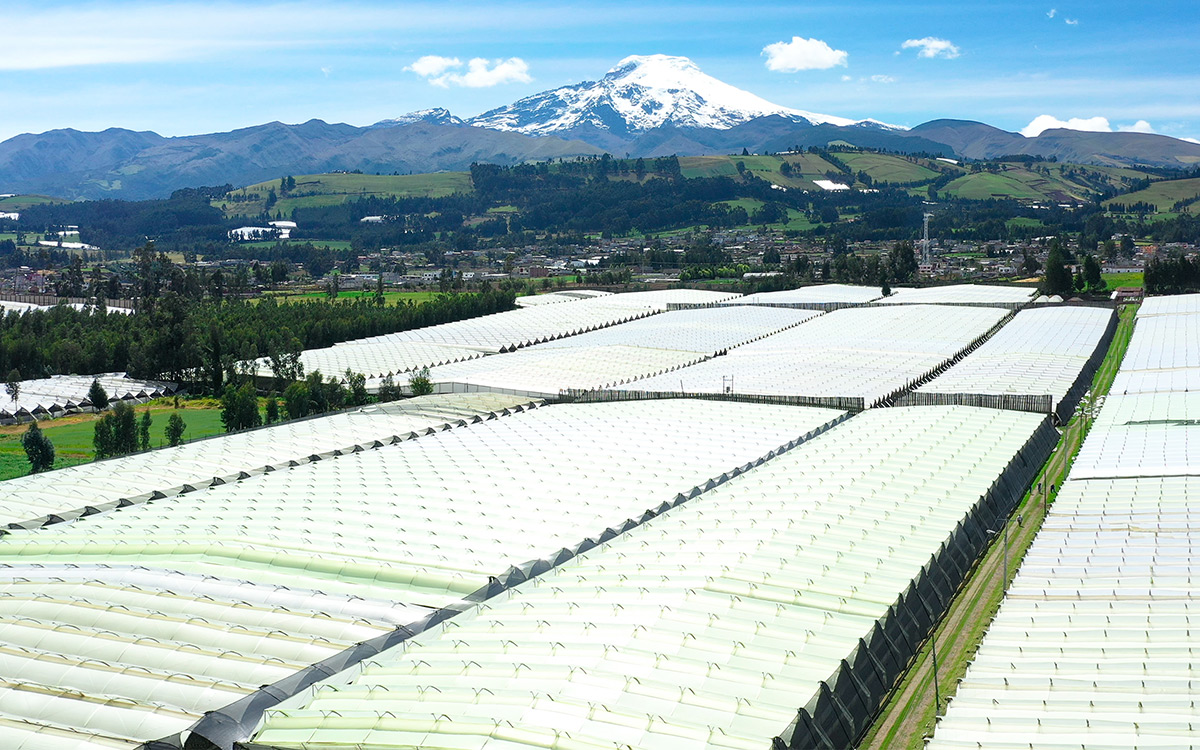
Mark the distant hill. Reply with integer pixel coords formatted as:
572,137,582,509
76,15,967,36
904,119,1200,170
0,121,601,201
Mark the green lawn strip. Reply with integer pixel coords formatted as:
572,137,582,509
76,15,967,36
859,304,1137,750
0,401,230,481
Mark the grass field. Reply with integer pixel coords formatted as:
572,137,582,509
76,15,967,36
1103,271,1143,289
835,152,940,184
219,172,473,217
0,194,64,210
0,400,228,481
678,153,837,190
860,304,1138,750
1102,176,1200,212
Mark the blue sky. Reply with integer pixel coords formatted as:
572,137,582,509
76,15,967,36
2,0,1197,143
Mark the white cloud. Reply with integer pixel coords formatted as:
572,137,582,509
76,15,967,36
901,37,960,59
415,57,532,88
1047,8,1057,18
871,74,896,83
1065,17,1079,25
1118,120,1155,134
405,55,462,79
762,36,848,72
841,74,853,82
1183,137,1200,145
1021,114,1112,137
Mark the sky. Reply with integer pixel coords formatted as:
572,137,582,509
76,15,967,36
2,0,1198,144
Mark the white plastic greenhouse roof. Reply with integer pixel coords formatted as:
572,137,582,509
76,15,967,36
1137,292,1200,317
535,306,820,355
928,475,1200,750
719,283,883,307
0,399,844,750
929,298,1200,750
426,345,710,398
0,393,540,528
619,304,1008,405
515,290,613,307
268,290,741,380
0,373,178,421
423,307,821,398
1068,391,1200,480
874,284,1036,307
917,306,1114,405
252,406,1050,750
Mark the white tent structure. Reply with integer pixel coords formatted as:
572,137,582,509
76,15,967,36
0,393,540,529
264,289,741,382
908,306,1117,422
0,373,179,424
719,283,884,309
928,296,1200,750
0,399,845,750
250,406,1056,750
614,304,1009,408
424,307,820,398
873,284,1036,308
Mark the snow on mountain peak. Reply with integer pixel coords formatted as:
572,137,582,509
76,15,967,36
467,54,864,136
372,108,464,128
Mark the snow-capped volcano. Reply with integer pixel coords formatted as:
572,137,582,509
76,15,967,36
466,54,871,136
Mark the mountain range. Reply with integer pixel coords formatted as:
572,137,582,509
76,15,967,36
3,54,1199,200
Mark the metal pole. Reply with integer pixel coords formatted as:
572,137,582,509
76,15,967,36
930,629,941,716
1002,521,1008,586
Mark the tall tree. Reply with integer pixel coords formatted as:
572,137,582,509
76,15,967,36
22,422,55,473
1042,241,1072,296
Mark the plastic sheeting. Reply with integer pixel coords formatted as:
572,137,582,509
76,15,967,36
0,373,179,424
0,393,541,529
0,400,846,750
263,290,740,381
909,306,1117,422
874,284,1036,308
247,406,1055,750
928,297,1200,750
719,284,883,309
617,304,1010,406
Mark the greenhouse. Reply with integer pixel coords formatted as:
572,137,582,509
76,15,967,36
908,306,1117,422
265,290,740,382
0,400,845,750
0,373,180,424
928,298,1200,750
614,304,1008,406
249,406,1056,750
422,307,823,398
0,393,539,529
874,284,1036,308
719,283,883,309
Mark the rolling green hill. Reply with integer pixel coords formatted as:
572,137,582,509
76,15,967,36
0,194,65,210
834,152,944,184
1103,176,1200,212
219,172,473,218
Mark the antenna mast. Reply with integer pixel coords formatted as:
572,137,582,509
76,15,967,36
921,212,933,265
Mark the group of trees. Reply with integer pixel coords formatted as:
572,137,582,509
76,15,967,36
93,401,153,458
0,275,515,388
1145,254,1200,294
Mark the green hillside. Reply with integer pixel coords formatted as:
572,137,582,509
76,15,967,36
1104,176,1200,212
834,152,943,184
0,194,66,210
219,172,473,218
680,154,840,190
939,164,1151,203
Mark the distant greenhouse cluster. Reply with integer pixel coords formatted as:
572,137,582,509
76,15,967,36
0,282,1171,750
